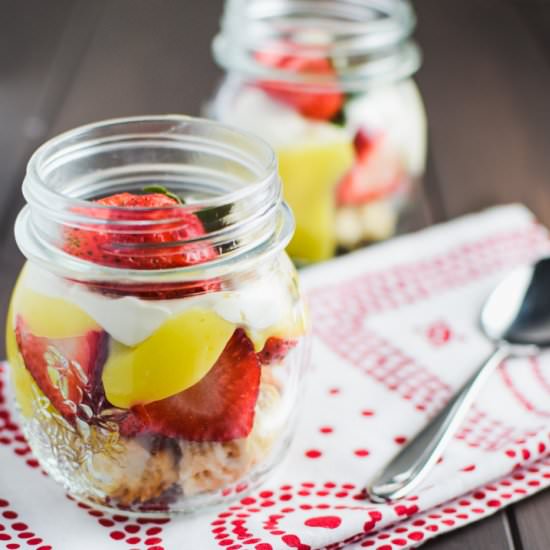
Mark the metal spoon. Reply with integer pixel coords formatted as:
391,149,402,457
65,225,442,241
368,256,550,502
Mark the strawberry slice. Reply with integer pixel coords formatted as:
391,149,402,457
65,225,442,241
121,329,261,442
15,316,109,422
336,129,405,206
256,50,344,121
64,191,218,270
257,337,297,365
63,188,221,298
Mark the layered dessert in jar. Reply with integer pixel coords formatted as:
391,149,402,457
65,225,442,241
6,116,309,514
210,0,427,263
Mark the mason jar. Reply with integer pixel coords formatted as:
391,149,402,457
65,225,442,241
209,0,427,263
6,116,310,515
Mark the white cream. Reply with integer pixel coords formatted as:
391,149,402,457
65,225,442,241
217,85,352,150
22,264,290,347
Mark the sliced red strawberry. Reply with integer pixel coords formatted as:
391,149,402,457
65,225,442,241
336,130,405,206
256,50,344,121
121,329,261,442
64,191,217,270
63,189,221,298
15,316,109,422
257,337,297,365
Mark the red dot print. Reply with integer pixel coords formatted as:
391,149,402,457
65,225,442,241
146,527,162,536
0,534,10,541
99,519,115,527
392,539,407,547
110,531,125,540
522,449,531,460
3,511,17,520
255,544,273,550
408,531,424,541
0,500,9,507
11,523,28,531
361,410,375,417
505,450,516,458
27,538,42,545
304,516,342,529
145,537,162,545
127,537,141,545
473,491,486,499
26,459,39,468
354,449,370,457
240,497,255,505
378,545,392,550
319,426,333,434
487,500,501,507
7,544,20,549
394,436,407,445
328,387,340,395
305,449,322,459
462,464,476,472
125,524,140,534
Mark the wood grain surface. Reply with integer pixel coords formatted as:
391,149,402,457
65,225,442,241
1,0,549,547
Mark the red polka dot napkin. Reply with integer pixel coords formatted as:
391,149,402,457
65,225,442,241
2,204,550,550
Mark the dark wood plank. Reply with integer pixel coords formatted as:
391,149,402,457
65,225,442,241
0,0,105,349
50,0,225,135
415,0,550,224
423,511,514,550
509,0,550,70
510,489,550,549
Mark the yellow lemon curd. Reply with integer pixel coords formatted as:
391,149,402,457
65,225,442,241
279,138,354,263
102,310,235,408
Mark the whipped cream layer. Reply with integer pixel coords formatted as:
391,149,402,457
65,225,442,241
215,84,352,150
20,264,291,347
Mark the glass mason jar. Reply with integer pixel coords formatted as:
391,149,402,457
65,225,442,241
208,0,427,263
5,116,309,515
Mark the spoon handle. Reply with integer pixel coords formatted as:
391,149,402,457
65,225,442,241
368,345,510,502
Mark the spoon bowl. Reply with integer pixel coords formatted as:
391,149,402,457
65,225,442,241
482,258,550,347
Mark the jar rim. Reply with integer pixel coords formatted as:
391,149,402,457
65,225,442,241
25,114,278,212
17,115,293,282
213,0,421,89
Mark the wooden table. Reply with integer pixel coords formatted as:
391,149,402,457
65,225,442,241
1,1,549,547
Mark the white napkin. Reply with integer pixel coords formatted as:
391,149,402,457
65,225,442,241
1,204,550,550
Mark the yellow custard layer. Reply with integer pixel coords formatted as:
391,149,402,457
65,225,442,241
279,139,354,263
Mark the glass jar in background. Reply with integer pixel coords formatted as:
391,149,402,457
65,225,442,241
6,116,309,514
209,0,427,263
